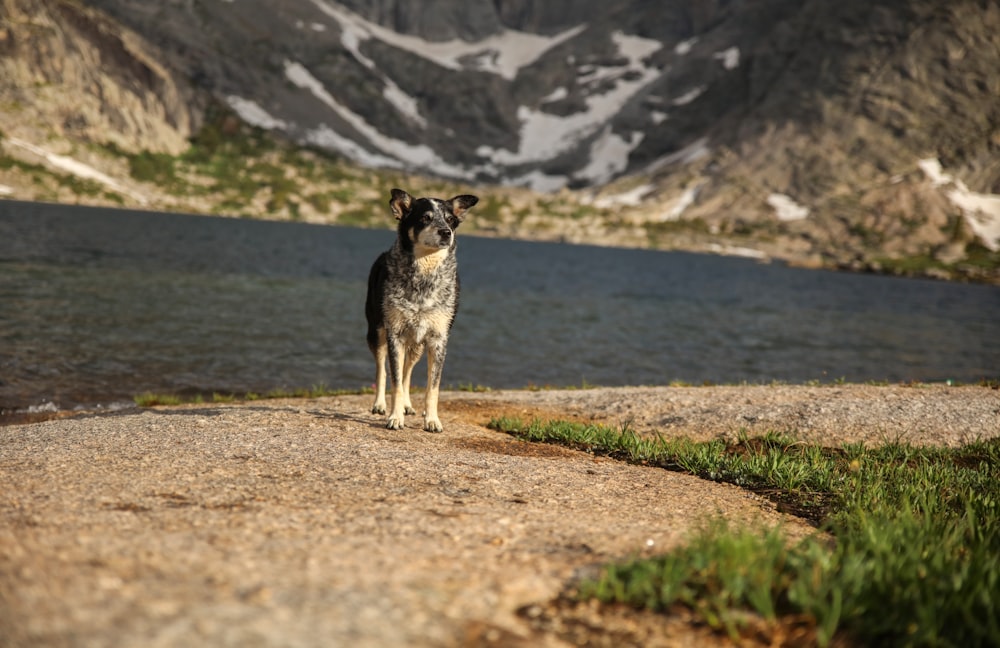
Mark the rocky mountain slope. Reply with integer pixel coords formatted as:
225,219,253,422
1,0,998,281
0,0,199,154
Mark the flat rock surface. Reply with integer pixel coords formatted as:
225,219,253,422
1,385,997,647
447,384,1000,447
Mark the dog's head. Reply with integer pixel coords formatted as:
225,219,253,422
389,188,478,253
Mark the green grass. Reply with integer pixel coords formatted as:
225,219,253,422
453,383,493,393
871,242,1000,282
98,102,379,221
489,417,1000,646
126,150,178,186
133,392,185,407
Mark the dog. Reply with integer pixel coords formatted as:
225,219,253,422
365,188,478,432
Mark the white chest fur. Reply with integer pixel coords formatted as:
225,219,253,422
414,247,449,274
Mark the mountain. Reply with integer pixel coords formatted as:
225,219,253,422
1,0,998,281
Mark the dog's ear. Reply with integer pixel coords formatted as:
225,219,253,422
447,195,479,223
389,188,413,221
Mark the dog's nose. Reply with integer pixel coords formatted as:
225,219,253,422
438,228,452,239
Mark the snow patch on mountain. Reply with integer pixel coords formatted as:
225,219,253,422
284,60,468,177
226,90,408,169
664,184,703,220
506,170,567,193
591,183,655,208
226,96,287,130
646,137,710,173
713,47,740,70
309,0,584,81
575,128,645,185
919,158,950,187
920,158,1000,250
541,87,569,103
674,37,698,55
305,124,401,168
382,82,426,128
324,12,426,127
478,30,662,190
672,86,705,106
295,20,328,32
767,193,810,221
5,137,147,204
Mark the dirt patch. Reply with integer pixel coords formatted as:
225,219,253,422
450,435,581,459
443,396,595,429
516,596,835,648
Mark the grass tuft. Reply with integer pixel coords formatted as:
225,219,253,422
132,392,183,407
489,417,1000,646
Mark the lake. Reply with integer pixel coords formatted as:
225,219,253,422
1,200,997,417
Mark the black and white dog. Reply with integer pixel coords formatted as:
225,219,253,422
365,188,478,432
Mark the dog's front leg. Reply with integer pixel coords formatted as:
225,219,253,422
423,339,447,432
386,334,408,429
400,344,422,416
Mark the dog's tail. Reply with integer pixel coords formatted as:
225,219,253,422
365,252,389,353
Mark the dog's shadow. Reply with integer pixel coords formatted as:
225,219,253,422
307,408,372,426
133,404,411,436
305,408,416,438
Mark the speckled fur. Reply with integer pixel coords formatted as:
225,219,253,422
366,188,478,432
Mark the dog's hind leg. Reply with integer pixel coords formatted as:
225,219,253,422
370,329,388,415
365,254,390,416
423,340,447,432
400,344,421,416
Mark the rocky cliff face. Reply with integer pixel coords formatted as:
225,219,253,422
0,0,199,154
334,0,606,39
620,0,1000,268
1,0,998,278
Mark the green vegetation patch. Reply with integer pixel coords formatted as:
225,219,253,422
101,103,380,221
489,417,1000,646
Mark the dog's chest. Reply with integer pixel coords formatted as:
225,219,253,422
384,263,457,343
385,294,453,344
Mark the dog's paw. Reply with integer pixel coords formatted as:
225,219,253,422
423,418,444,433
404,405,417,415
386,416,405,430
371,402,386,415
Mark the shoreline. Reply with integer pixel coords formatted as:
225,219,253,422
3,196,998,285
5,381,998,444
3,378,994,423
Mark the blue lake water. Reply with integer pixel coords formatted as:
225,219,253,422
1,200,997,416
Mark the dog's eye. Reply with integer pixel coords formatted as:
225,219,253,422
421,212,433,224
